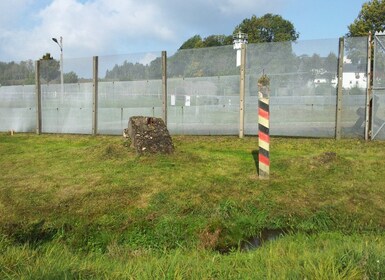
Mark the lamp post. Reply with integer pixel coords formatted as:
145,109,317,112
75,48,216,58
52,36,64,98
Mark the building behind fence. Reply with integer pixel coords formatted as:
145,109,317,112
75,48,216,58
1,35,385,140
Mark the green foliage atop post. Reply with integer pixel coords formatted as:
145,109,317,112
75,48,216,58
258,74,270,98
41,53,54,61
258,74,270,87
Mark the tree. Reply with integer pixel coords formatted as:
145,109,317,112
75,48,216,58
179,14,298,50
39,53,60,83
179,35,204,49
346,1,385,70
105,61,148,81
233,14,299,43
63,71,79,83
202,35,233,47
179,34,232,50
347,0,385,36
0,60,35,85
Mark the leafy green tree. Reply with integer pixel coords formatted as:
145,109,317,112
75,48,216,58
202,35,233,47
0,60,35,85
347,0,385,36
346,0,385,82
147,56,162,79
63,71,79,83
179,35,233,50
179,35,204,49
39,53,60,83
179,14,299,50
233,14,299,43
104,60,149,81
173,13,299,82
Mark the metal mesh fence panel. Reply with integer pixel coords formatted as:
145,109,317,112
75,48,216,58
372,34,385,140
0,84,35,132
0,37,374,138
40,57,93,134
98,52,163,134
167,75,240,135
340,36,368,138
247,39,339,137
167,46,239,135
0,59,35,132
0,60,35,86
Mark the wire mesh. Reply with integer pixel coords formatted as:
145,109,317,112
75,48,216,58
167,46,239,135
40,57,93,134
247,39,339,137
339,37,368,138
0,84,35,132
98,52,163,134
0,38,373,138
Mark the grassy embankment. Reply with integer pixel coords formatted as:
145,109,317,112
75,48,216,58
0,133,384,279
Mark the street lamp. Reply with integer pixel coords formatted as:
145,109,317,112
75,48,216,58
52,36,64,98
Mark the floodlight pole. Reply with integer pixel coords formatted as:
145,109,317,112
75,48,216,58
52,36,64,99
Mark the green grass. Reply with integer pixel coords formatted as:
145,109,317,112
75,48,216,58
1,133,385,279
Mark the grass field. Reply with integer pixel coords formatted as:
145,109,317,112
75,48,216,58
1,133,385,279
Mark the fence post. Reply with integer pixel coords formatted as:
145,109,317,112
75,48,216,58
239,44,246,138
92,56,98,136
162,51,168,126
335,37,344,140
365,32,373,141
35,60,42,135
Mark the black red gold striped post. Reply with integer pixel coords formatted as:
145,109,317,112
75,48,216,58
258,96,270,179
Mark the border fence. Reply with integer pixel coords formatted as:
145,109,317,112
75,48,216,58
1,35,385,140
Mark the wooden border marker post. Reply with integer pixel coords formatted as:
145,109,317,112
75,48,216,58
258,74,270,179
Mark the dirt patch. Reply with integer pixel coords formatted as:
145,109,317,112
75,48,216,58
199,228,221,250
315,152,337,164
310,152,338,168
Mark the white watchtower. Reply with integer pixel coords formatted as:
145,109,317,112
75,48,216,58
233,32,248,67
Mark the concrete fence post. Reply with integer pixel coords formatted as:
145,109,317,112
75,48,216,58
335,37,344,140
92,56,98,136
35,60,42,135
162,51,168,126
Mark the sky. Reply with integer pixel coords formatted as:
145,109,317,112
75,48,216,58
0,0,369,62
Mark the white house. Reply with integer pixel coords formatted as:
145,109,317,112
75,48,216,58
314,63,367,89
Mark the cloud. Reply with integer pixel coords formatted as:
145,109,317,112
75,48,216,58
36,0,175,54
217,0,287,15
0,0,33,27
0,0,292,61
